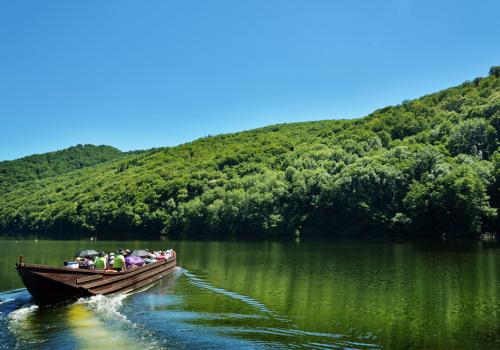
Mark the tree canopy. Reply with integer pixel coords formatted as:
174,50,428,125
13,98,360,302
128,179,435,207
0,145,123,195
0,69,498,239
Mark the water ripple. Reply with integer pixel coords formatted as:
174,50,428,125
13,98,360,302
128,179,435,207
181,271,380,350
184,271,280,318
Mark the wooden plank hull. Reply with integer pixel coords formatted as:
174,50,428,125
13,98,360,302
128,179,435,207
16,256,177,305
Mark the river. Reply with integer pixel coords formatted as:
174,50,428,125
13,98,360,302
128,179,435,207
0,238,499,349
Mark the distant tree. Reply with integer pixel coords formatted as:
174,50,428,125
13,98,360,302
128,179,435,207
447,118,497,158
489,66,500,77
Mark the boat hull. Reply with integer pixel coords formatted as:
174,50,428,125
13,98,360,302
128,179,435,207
16,256,177,305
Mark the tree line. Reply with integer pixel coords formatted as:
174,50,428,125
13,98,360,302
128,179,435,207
0,68,499,239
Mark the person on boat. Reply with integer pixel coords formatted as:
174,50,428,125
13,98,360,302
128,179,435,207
78,257,94,269
143,257,155,264
94,252,107,270
165,249,174,259
125,255,144,269
156,251,167,260
108,252,115,268
113,249,127,272
64,260,79,269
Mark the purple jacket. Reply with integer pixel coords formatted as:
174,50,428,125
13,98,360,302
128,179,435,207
125,256,144,268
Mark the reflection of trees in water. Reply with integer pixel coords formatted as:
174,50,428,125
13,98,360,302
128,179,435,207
2,239,500,349
175,240,500,349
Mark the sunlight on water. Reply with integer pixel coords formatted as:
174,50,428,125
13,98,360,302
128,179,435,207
1,239,500,349
76,294,131,324
73,294,164,350
67,302,133,349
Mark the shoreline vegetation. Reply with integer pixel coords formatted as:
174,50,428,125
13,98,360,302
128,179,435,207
0,67,499,240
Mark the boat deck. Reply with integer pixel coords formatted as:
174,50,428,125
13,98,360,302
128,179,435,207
16,254,177,304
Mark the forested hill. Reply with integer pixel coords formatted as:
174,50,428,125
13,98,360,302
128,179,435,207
1,68,499,239
0,145,123,194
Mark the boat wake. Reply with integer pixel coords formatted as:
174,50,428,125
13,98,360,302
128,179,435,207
7,304,39,322
184,270,280,318
230,327,380,349
0,288,165,350
76,293,131,324
6,305,40,344
73,293,168,349
0,289,42,349
68,295,142,349
181,270,380,350
0,289,33,325
0,269,380,350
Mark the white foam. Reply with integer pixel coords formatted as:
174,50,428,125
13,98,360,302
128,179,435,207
7,304,38,322
72,295,167,350
0,298,14,305
6,304,40,345
76,294,132,325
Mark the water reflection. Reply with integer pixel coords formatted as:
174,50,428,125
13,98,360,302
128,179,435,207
173,240,500,349
1,238,500,349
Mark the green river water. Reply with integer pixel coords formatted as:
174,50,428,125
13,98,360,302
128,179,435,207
0,238,499,349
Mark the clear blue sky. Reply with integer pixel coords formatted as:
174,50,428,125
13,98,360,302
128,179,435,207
1,0,499,160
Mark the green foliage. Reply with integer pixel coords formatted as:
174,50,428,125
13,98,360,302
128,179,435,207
447,118,496,157
0,69,499,239
0,145,123,194
490,66,500,78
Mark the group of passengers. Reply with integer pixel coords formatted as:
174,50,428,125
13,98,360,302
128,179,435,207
68,248,174,272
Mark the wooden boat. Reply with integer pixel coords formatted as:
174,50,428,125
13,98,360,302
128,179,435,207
16,253,177,305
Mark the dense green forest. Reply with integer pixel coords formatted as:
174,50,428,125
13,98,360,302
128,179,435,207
0,145,122,195
0,68,499,239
